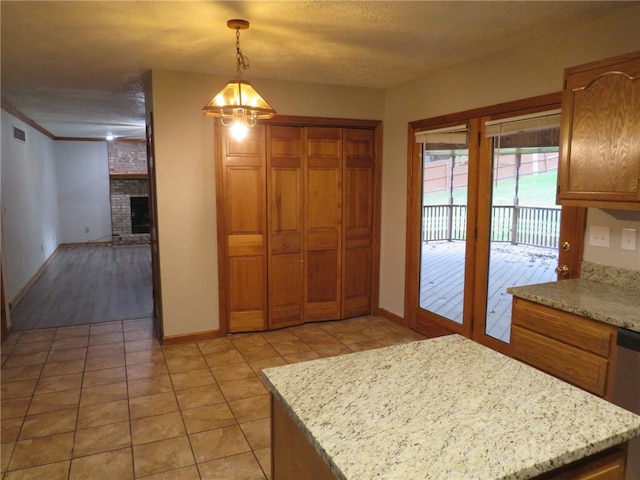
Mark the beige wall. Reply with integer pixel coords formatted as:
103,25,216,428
150,71,384,336
380,4,640,317
584,209,640,271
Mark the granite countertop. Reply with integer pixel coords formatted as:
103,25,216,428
507,278,640,333
262,335,640,480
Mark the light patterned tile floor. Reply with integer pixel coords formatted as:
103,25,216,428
0,315,425,479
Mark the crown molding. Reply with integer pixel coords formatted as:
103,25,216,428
1,98,145,142
1,97,56,139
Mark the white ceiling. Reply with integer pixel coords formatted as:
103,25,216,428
1,1,635,139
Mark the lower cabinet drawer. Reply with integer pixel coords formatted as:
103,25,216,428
535,445,627,480
512,325,610,397
512,298,615,357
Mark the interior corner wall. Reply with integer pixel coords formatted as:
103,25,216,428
150,70,384,337
379,4,640,318
1,109,60,303
55,141,112,244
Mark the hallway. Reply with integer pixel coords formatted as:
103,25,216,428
9,245,152,331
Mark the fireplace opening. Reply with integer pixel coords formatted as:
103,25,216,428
130,196,150,234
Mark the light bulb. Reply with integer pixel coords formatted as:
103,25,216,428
230,119,249,141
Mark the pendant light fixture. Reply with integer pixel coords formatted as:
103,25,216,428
202,19,276,141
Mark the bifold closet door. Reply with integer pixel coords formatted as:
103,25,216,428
267,126,305,329
342,128,375,317
305,127,343,321
219,126,268,332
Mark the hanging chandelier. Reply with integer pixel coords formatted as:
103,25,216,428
202,19,276,141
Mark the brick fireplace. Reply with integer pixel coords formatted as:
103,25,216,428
108,141,150,245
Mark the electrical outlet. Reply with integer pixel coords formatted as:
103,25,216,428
621,228,637,251
85,227,90,233
588,225,610,248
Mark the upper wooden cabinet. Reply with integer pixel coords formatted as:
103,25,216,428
557,51,640,210
215,120,381,333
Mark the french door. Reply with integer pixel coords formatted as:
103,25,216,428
406,95,584,354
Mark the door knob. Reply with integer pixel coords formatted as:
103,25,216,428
561,241,571,251
555,264,570,276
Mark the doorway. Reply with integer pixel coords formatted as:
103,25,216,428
406,94,584,354
1,137,157,335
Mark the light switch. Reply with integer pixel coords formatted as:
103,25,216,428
621,228,637,251
588,225,610,248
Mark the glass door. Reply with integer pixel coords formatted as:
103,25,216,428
408,100,581,351
415,124,475,335
475,110,562,347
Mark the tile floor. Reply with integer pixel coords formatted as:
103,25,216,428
1,315,425,479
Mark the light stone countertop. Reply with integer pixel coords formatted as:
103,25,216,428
507,279,640,333
262,335,640,480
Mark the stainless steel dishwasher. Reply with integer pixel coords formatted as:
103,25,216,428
613,328,640,480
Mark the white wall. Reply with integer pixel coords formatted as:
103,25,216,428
55,141,111,244
1,110,60,302
379,4,640,317
150,71,384,336
583,209,640,271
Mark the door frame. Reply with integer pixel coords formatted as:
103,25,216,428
405,93,584,349
1,253,9,343
146,113,164,339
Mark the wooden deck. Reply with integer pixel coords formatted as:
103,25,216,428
420,241,558,343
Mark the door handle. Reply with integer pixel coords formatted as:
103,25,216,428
555,264,570,276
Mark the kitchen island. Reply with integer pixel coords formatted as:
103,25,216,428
262,335,640,480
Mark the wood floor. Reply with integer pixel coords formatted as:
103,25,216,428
420,241,558,342
9,245,153,331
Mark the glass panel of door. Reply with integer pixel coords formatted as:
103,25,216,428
419,130,469,325
484,126,561,343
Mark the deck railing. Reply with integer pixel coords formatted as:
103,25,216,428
422,204,561,249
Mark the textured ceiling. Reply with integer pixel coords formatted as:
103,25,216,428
1,1,635,139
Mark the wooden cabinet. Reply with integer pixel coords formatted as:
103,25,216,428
272,393,337,480
216,121,380,332
536,445,627,480
557,51,640,210
511,297,618,399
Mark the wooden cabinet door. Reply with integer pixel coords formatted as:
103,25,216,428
305,127,343,321
558,52,640,208
218,125,268,332
534,446,627,479
511,298,617,399
342,128,375,318
267,126,304,329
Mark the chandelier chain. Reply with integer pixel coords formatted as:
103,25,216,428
235,28,250,79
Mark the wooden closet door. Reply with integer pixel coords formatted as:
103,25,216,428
304,127,343,321
218,125,267,332
342,128,375,318
267,126,304,329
